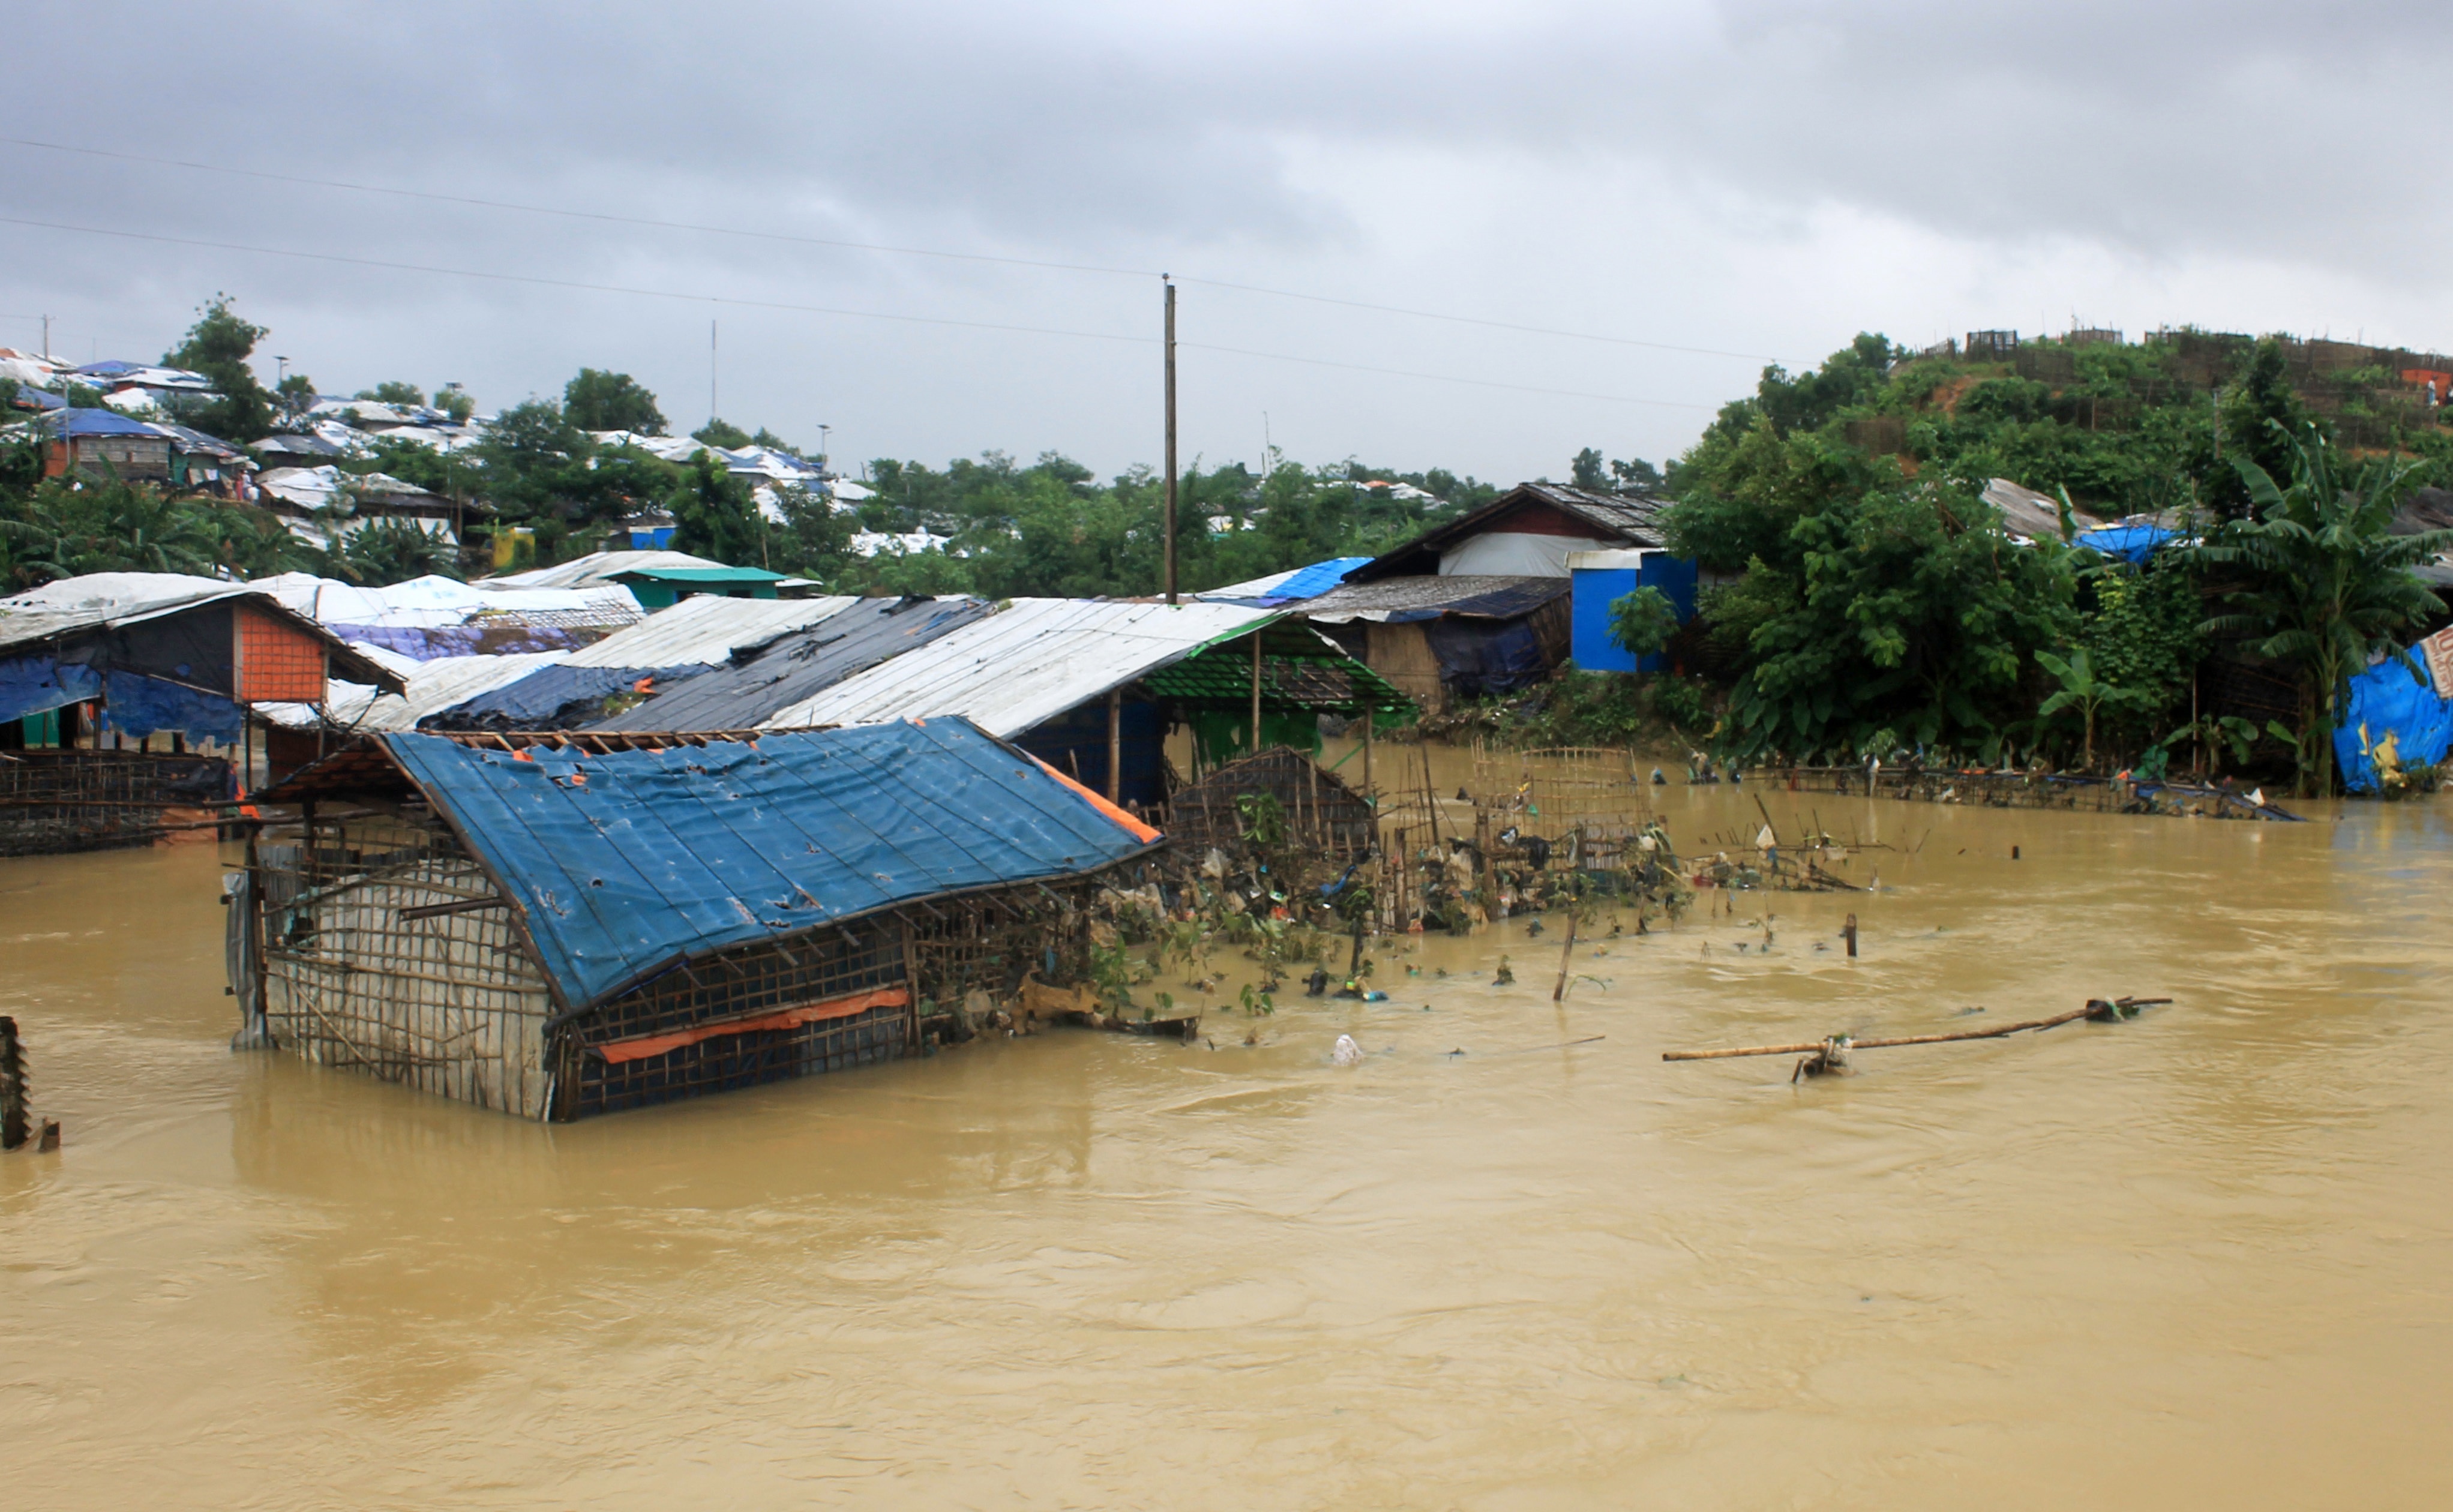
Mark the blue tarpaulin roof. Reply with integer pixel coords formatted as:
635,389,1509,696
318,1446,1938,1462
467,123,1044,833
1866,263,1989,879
40,407,165,439
2334,653,2453,793
2077,523,2176,563
1263,556,1371,602
380,719,1161,1006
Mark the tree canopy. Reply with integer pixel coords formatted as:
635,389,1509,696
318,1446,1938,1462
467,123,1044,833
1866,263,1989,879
562,368,667,434
161,296,278,442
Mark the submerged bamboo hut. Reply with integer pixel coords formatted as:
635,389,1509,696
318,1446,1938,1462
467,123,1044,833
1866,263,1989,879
233,720,1165,1119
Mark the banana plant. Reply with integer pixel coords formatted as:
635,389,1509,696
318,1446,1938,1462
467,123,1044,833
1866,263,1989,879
2034,647,2142,772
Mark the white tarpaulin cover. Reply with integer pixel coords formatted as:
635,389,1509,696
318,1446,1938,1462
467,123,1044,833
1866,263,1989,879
1438,531,1611,577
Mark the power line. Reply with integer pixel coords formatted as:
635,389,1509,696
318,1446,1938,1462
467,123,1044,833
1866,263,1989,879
1179,279,1781,362
0,136,1157,283
0,215,1153,346
0,214,1723,410
1182,341,1713,410
0,133,1793,364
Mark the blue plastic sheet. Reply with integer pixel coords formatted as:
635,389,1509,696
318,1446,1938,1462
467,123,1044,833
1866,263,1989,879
2333,654,2453,793
0,654,103,724
332,623,608,661
382,719,1162,1006
1262,556,1372,602
2077,523,2176,563
421,664,700,730
1422,617,1552,696
101,671,246,743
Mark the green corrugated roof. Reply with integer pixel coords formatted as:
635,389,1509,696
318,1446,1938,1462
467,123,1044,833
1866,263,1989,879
1144,633,1411,715
609,566,787,584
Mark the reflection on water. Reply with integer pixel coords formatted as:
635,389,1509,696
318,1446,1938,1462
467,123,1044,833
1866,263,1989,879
7,773,2453,1508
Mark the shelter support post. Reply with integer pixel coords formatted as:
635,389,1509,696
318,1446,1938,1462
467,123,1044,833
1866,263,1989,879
1363,712,1374,801
1106,689,1121,803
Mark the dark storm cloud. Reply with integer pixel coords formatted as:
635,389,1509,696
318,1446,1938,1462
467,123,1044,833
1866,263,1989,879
1,2,2442,473
18,2,2442,273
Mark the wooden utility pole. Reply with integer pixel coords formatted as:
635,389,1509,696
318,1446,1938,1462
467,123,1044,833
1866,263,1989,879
1163,278,1178,605
1249,631,1263,758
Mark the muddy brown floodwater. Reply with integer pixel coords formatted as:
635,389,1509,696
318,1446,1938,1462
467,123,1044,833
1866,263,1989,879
5,760,2453,1510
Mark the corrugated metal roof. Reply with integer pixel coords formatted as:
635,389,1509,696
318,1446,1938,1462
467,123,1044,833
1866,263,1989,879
561,594,862,668
1290,575,1570,623
378,720,1162,1005
760,598,1276,736
1343,482,1669,582
592,596,992,733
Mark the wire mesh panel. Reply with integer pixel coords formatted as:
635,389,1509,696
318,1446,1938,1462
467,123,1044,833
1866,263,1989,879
1165,746,1375,860
0,751,234,856
566,920,911,1118
903,886,1094,1010
256,814,556,1116
1468,745,1653,869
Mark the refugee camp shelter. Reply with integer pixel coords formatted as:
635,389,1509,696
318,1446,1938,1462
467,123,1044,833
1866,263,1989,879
1341,482,1668,580
239,719,1165,1118
36,407,172,483
0,574,403,853
1289,575,1573,710
755,598,1411,805
1293,482,1678,709
254,593,871,746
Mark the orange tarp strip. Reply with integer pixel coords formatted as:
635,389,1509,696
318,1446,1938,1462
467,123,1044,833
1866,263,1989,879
595,985,910,1064
1031,755,1162,844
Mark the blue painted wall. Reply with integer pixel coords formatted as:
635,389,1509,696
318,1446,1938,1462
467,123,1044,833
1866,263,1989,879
1570,553,1699,673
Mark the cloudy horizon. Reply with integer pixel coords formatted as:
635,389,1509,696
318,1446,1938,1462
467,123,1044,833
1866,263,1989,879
4,1,2443,482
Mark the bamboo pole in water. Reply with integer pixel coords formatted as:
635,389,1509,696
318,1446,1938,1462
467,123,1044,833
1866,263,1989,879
1551,911,1579,1001
1663,999,2171,1060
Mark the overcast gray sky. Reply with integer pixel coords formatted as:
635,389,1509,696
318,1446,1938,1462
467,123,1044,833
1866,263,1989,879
4,1,2444,482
